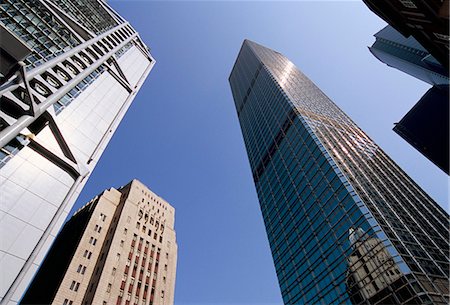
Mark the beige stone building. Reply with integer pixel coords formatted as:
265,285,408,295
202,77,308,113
346,227,403,304
20,179,177,305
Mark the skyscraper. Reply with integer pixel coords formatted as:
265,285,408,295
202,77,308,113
20,179,177,305
368,25,449,175
362,0,449,68
229,40,449,304
0,1,155,304
369,25,449,86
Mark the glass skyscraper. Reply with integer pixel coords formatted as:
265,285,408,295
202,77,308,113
229,40,449,304
368,25,449,175
369,25,449,86
0,1,154,304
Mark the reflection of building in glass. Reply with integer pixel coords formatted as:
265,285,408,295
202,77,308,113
20,180,177,305
229,40,449,305
347,227,403,304
0,1,155,304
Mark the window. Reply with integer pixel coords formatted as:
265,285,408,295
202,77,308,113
33,81,50,97
82,266,86,274
77,264,82,273
83,250,89,258
63,299,69,305
159,236,163,243
100,213,107,221
120,240,124,247
136,222,140,229
70,281,76,290
116,253,120,261
434,32,450,41
107,283,112,293
112,268,117,276
87,252,92,259
124,228,128,235
74,282,80,292
399,0,417,8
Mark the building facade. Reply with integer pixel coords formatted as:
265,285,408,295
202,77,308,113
362,0,449,68
368,25,449,175
229,40,449,304
0,1,155,304
369,25,449,86
20,179,177,305
392,85,449,175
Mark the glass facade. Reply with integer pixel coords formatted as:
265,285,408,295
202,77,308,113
369,26,449,86
0,1,155,304
229,40,449,304
0,0,81,69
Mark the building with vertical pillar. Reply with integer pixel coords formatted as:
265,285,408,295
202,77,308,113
229,40,449,304
20,179,177,305
0,1,155,304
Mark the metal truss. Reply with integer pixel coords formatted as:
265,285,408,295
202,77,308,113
0,7,154,302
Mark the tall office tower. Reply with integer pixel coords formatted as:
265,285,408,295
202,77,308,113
362,0,449,68
0,1,155,304
369,25,449,175
229,40,449,305
369,25,449,86
20,179,177,305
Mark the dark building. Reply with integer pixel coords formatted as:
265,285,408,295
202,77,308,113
229,40,449,304
362,0,449,68
368,25,449,175
369,25,449,85
393,85,449,174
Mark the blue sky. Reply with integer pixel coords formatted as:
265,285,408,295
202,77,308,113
69,1,448,304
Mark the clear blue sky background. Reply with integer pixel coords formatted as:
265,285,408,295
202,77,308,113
69,1,449,304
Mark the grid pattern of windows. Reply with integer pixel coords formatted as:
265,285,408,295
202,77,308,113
51,0,118,34
118,235,162,305
229,40,449,305
0,0,80,68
